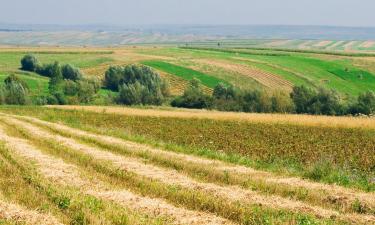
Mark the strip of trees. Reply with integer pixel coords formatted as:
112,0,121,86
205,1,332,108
21,54,100,105
172,79,375,116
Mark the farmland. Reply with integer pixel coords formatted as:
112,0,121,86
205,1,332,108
0,105,373,225
1,46,375,98
0,44,374,224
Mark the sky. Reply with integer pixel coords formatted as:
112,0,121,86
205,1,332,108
1,0,374,27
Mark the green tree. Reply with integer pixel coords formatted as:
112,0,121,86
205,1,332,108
21,54,40,72
350,91,375,115
171,78,212,109
104,66,124,91
3,75,29,105
61,64,83,81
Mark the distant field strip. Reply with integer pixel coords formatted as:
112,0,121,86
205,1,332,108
142,60,226,88
47,105,375,130
195,59,293,90
0,113,374,224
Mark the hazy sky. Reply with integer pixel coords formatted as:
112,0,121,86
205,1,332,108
1,0,374,27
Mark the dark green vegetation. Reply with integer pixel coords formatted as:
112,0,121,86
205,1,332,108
104,65,170,105
19,55,101,105
172,80,375,116
2,106,374,192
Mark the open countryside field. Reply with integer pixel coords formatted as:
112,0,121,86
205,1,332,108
1,45,375,98
0,105,373,225
0,45,375,224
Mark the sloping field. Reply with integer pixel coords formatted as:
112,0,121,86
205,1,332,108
0,110,374,224
194,59,293,91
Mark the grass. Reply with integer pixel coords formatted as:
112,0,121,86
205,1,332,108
142,60,228,88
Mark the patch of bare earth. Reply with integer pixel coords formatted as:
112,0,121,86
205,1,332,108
4,116,375,224
314,41,333,48
195,59,293,91
0,198,62,225
14,114,375,217
298,40,314,49
0,124,232,225
344,41,357,51
360,41,375,48
326,41,345,50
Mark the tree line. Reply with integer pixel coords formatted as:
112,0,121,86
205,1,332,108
172,79,375,116
4,54,374,116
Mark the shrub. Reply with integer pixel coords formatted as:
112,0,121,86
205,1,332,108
104,66,123,91
105,64,169,105
349,91,375,115
171,78,213,109
61,64,83,81
4,75,29,105
21,54,40,72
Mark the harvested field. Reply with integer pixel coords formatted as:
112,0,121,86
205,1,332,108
0,110,374,224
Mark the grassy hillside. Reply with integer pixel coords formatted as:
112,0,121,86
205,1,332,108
0,46,374,99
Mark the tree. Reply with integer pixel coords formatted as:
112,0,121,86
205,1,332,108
3,75,29,105
350,91,375,115
21,54,40,72
62,64,83,81
171,78,212,109
107,64,169,105
104,66,124,91
290,86,315,114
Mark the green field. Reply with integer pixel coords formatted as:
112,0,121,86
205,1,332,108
0,46,374,100
142,60,227,88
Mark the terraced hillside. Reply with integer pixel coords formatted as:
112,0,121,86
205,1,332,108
0,46,375,98
0,106,373,224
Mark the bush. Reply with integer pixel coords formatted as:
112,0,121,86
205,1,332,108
290,86,343,115
171,78,212,109
3,75,29,105
62,64,83,81
105,64,169,105
21,54,40,72
349,91,375,115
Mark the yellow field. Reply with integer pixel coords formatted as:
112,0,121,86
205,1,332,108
47,105,375,130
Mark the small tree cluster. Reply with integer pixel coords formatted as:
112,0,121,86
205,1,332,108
172,82,375,116
0,74,30,105
21,54,83,80
171,78,212,108
104,64,170,105
290,86,344,115
172,80,294,113
46,61,99,105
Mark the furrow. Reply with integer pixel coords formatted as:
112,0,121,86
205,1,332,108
0,124,232,225
12,113,375,214
4,116,371,223
0,197,62,225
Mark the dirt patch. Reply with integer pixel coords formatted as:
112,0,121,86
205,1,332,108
344,41,357,51
314,41,333,47
360,41,375,48
0,198,62,225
